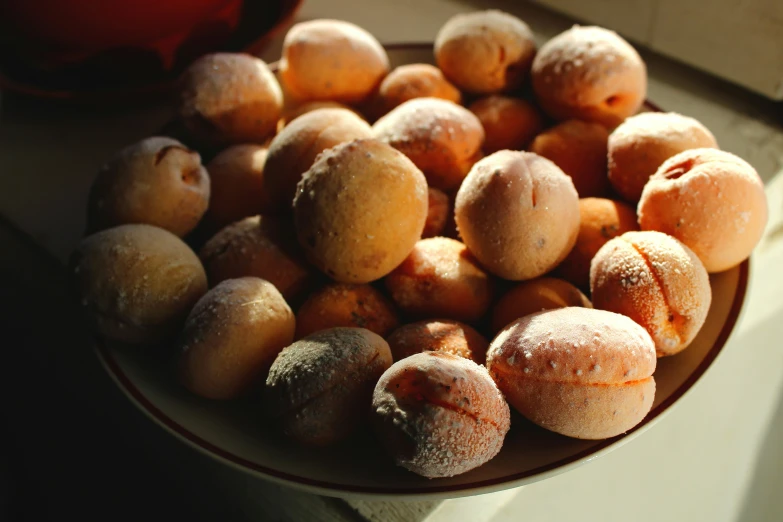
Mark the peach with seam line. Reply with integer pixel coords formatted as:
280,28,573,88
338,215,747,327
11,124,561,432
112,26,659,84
487,306,656,439
590,230,711,356
371,351,510,478
455,150,580,280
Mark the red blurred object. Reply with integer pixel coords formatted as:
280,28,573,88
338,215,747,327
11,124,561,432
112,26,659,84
0,0,303,102
0,0,240,65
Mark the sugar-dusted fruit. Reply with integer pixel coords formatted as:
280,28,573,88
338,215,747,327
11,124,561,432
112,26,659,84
279,19,389,104
178,53,282,145
372,351,510,477
87,137,210,237
385,237,492,322
295,283,399,339
199,215,315,302
370,63,461,119
204,144,267,230
532,26,646,127
529,120,610,198
590,230,711,356
423,188,450,239
262,108,373,213
279,101,361,129
435,10,536,94
386,320,489,364
487,307,656,439
294,139,428,283
608,112,718,202
555,197,639,290
491,277,591,333
373,97,485,191
638,148,767,272
266,327,393,446
70,224,207,344
455,150,579,280
469,96,543,153
178,278,295,399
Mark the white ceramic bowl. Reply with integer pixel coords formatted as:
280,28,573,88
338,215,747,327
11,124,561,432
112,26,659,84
95,44,750,500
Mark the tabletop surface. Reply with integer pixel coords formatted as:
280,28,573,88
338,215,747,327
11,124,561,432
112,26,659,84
2,1,783,521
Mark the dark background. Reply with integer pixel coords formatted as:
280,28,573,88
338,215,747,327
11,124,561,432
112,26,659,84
0,219,243,522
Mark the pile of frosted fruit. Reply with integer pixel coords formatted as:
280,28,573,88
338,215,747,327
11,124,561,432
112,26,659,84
71,10,767,478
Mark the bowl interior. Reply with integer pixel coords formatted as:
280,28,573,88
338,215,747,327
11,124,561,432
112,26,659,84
96,45,749,500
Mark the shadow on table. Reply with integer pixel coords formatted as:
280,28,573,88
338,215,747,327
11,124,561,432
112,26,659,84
735,371,783,521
